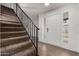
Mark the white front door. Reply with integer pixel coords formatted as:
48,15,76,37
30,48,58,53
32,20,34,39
45,14,62,46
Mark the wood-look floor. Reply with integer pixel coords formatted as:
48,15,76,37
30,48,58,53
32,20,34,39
38,42,79,56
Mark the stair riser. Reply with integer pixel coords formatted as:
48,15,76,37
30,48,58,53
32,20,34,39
27,50,36,56
1,27,25,32
2,14,18,20
2,11,16,16
2,13,17,20
1,37,29,47
1,42,32,56
2,12,16,16
1,23,22,27
1,9,15,16
1,32,27,39
13,48,36,56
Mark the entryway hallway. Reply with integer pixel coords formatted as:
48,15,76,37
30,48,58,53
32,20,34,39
1,3,79,56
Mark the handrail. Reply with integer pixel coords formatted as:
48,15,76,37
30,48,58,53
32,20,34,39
15,3,39,56
16,4,39,30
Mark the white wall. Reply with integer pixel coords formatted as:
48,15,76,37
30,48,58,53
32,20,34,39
39,4,79,53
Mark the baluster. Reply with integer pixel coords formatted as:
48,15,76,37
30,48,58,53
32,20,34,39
36,28,38,56
31,22,32,39
16,4,17,15
28,24,30,35
32,24,34,43
35,27,36,46
31,23,33,41
30,21,32,39
34,26,35,44
21,11,23,21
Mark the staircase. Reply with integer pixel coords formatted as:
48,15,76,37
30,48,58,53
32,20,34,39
0,5,38,56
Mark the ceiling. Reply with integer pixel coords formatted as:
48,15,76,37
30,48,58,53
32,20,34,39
18,3,67,23
19,3,79,15
19,3,67,15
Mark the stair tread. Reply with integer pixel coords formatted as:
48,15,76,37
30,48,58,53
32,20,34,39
1,35,28,41
2,11,16,16
0,27,24,28
0,40,31,52
1,31,27,39
0,21,21,25
0,35,29,47
12,46,35,56
0,27,25,32
1,31,26,34
1,14,19,22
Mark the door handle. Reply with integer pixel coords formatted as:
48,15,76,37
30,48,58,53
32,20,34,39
47,28,48,32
